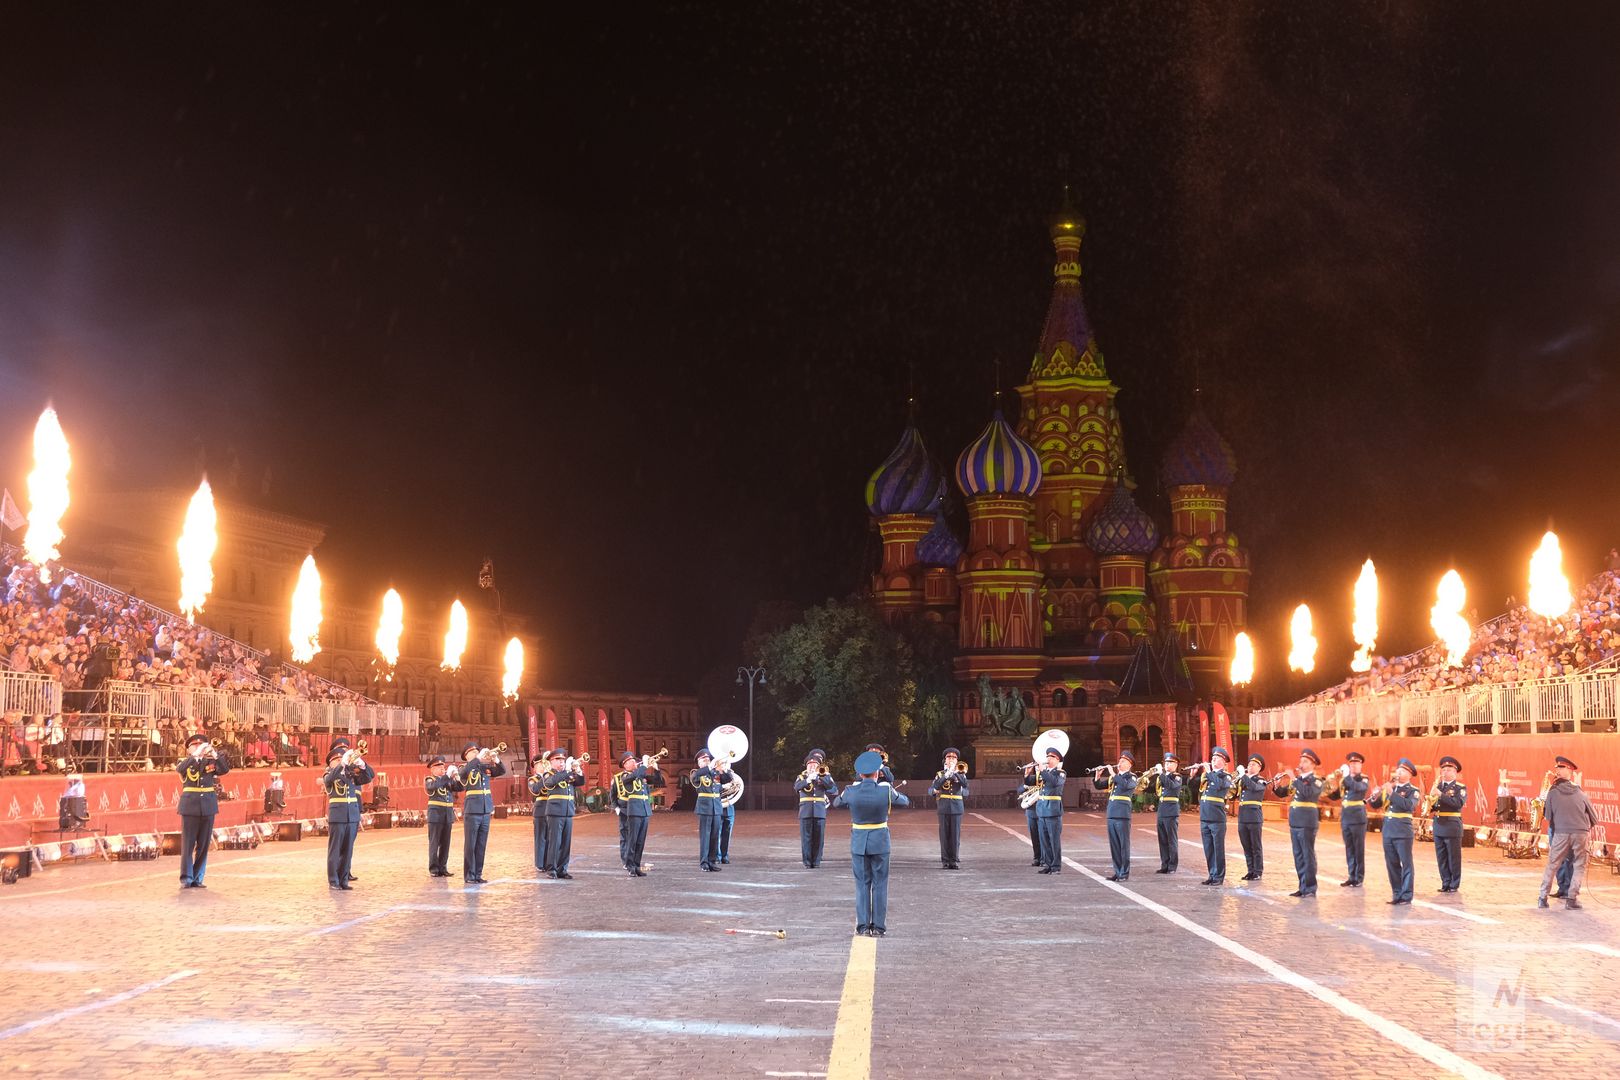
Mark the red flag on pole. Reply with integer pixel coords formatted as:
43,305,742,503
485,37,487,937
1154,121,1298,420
527,705,539,763
545,706,560,755
1213,702,1233,757
1198,708,1211,763
622,708,636,763
573,707,587,758
596,708,612,788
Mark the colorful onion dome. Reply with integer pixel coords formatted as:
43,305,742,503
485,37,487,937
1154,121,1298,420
915,513,963,567
955,410,1041,498
1086,480,1159,556
864,426,942,517
1162,409,1237,488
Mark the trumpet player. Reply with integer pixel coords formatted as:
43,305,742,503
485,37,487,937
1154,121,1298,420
1195,747,1235,885
176,733,231,889
692,747,733,871
541,748,585,879
796,749,836,869
929,748,968,870
1237,753,1267,880
1094,751,1137,881
1021,762,1044,868
424,756,463,877
1032,745,1065,873
1270,747,1323,898
323,739,373,891
1538,754,1598,910
1430,755,1466,894
1325,752,1371,888
864,742,897,786
1368,757,1420,904
613,750,664,877
528,753,554,875
459,742,506,884
1151,754,1183,875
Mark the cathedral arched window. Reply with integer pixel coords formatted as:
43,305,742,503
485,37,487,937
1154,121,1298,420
1053,688,1068,707
1073,687,1088,707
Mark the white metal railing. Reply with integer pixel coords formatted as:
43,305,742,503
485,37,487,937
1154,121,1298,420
1252,668,1620,739
100,680,418,734
0,669,63,716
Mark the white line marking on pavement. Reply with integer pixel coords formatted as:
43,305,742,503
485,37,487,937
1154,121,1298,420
765,999,840,1004
0,969,198,1040
1409,900,1499,925
971,813,1503,1080
1229,887,1280,907
1331,923,1429,957
764,1072,829,1077
306,907,404,937
1579,942,1620,958
1539,996,1620,1034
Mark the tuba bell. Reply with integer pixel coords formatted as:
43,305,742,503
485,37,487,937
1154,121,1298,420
708,725,749,808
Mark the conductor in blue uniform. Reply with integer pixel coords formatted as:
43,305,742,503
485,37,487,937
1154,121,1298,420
835,750,909,937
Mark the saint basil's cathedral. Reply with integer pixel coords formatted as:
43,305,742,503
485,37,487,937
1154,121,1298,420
863,195,1251,767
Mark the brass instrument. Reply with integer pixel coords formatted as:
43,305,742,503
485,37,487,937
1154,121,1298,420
955,761,969,777
1422,780,1442,816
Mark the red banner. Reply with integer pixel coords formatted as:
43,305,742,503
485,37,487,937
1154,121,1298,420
1263,732,1620,843
527,705,540,763
1198,708,1210,763
1213,702,1233,757
545,706,560,755
596,708,612,789
572,707,587,757
623,707,637,764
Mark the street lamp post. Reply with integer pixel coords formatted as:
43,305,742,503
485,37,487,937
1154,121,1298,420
736,665,766,809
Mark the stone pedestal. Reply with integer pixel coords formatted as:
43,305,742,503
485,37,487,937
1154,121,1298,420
971,735,1036,777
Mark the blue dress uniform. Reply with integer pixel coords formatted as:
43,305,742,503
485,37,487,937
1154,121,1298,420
614,752,663,876
176,736,231,888
1272,749,1323,897
795,749,836,868
692,750,734,870
835,751,910,936
1198,751,1236,885
1370,759,1420,903
1022,767,1044,867
323,742,374,890
1326,752,1371,887
458,743,507,883
528,760,552,873
424,757,463,877
1237,754,1267,880
1035,757,1065,873
1431,756,1466,893
1095,753,1138,881
1154,754,1184,874
541,750,584,879
929,748,968,870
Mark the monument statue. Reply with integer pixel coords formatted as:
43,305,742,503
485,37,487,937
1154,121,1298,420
977,674,1036,737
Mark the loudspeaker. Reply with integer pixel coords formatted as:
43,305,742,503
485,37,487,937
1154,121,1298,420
161,831,183,855
492,805,509,820
0,847,32,879
275,821,303,841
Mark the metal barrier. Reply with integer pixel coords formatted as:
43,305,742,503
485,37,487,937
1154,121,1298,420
98,680,418,735
0,670,62,716
1252,669,1620,739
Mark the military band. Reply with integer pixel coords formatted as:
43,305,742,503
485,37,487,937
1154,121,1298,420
1369,757,1419,904
1034,746,1065,873
529,754,553,873
1195,747,1234,885
1325,751,1369,887
541,748,585,879
1095,751,1138,881
1272,748,1323,898
1428,755,1466,893
1152,752,1182,874
1021,763,1044,867
929,747,967,869
795,749,836,868
1237,753,1267,880
612,750,665,876
692,747,734,871
323,738,373,890
458,742,506,884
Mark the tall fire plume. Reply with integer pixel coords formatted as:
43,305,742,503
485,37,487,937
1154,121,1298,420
375,588,404,670
1230,631,1255,686
1350,559,1379,672
501,636,524,701
1288,604,1317,674
1528,530,1572,618
1430,569,1472,667
23,406,72,580
176,478,217,620
441,599,468,671
289,554,323,663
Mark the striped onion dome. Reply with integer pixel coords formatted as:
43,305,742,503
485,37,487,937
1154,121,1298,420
864,426,943,517
955,409,1041,498
1086,480,1159,556
915,513,964,567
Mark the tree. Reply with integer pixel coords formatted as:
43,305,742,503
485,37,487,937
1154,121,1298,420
755,595,955,778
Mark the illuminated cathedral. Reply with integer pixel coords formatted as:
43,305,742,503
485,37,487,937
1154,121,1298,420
864,194,1251,763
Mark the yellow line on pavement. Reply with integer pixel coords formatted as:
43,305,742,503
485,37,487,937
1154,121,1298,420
825,933,877,1080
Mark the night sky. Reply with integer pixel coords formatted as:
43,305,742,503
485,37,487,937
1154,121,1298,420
2,3,1618,699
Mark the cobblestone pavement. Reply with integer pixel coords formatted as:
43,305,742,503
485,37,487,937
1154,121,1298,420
0,808,1614,1079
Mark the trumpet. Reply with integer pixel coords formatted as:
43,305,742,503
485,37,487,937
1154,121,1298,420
955,761,968,777
641,747,670,769
562,752,591,774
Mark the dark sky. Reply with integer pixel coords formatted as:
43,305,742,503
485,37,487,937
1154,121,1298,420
1,2,1618,699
